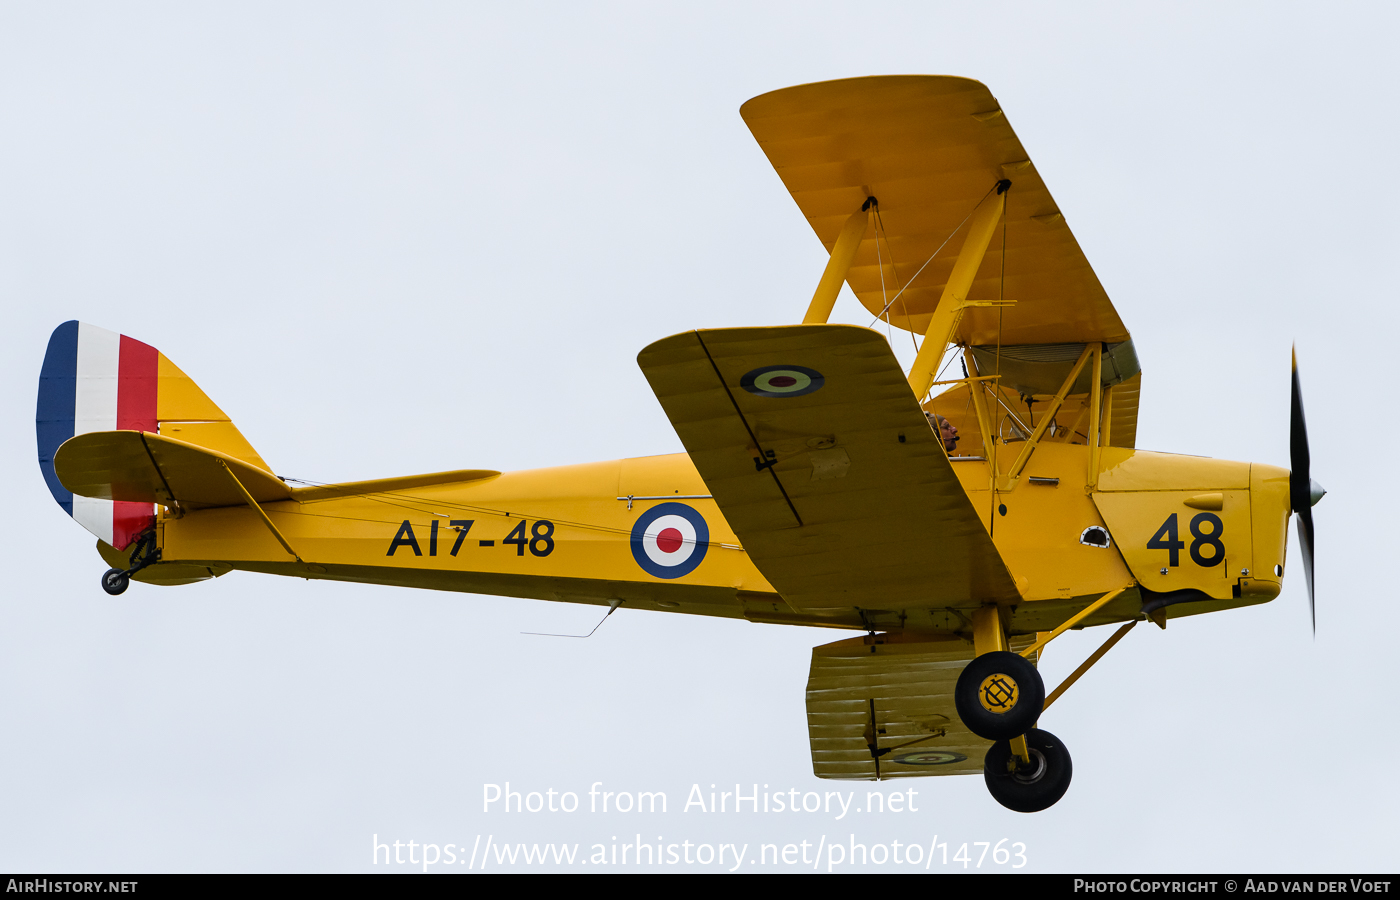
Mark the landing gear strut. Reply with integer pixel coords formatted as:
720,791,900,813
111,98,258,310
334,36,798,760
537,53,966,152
99,530,160,596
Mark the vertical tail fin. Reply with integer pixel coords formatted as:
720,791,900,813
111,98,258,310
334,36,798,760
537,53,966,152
36,321,271,549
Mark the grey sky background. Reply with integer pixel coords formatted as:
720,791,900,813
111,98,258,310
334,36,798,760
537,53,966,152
1,1,1395,873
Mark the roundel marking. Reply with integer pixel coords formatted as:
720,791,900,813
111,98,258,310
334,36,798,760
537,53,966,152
739,365,825,398
630,502,709,579
892,750,967,766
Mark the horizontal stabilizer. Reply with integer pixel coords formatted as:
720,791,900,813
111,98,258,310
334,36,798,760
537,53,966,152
55,431,289,510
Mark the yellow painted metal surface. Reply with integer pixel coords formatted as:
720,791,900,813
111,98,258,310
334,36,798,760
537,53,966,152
741,76,1129,346
96,537,228,586
1094,489,1249,600
637,323,1020,613
1097,448,1250,492
980,443,1135,602
803,205,869,325
1019,584,1131,659
156,353,270,471
806,632,1037,780
1041,620,1137,713
971,605,1007,655
65,371,1265,640
157,452,781,621
219,460,302,562
1089,451,1286,616
290,470,500,501
1246,463,1290,601
905,188,1007,400
807,634,985,779
54,430,290,509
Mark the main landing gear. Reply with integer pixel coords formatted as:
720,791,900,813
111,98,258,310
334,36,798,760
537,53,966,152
956,596,1138,812
99,530,161,596
954,646,1070,813
955,606,1072,813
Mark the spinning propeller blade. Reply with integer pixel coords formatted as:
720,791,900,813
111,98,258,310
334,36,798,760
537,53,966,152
1290,347,1322,631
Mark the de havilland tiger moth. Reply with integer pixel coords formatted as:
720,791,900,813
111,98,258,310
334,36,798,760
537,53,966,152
34,76,1323,812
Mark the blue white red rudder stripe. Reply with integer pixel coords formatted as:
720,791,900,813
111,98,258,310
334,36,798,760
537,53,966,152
36,321,159,550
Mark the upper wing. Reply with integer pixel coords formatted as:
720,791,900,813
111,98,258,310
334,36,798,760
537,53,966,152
740,75,1128,346
742,75,1142,446
637,324,1019,614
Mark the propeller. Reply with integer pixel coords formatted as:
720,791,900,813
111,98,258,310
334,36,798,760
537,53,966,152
1290,347,1324,631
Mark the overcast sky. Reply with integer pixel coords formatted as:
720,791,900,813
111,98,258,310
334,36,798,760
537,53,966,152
1,1,1395,873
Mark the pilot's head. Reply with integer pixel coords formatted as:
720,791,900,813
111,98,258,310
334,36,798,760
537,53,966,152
926,412,959,452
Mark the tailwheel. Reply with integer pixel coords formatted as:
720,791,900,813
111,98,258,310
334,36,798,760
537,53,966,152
101,568,130,596
983,728,1072,813
99,529,158,597
954,650,1044,739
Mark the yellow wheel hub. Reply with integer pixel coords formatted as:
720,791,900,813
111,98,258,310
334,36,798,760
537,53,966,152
977,673,1020,714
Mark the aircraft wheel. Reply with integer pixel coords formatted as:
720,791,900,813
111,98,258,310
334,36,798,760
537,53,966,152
983,728,1072,813
954,650,1044,740
101,568,129,596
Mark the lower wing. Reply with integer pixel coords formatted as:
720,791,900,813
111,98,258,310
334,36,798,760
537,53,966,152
637,324,1020,614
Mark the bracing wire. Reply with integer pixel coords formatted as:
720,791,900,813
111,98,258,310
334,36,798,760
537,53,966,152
870,206,920,359
874,205,917,341
867,182,998,328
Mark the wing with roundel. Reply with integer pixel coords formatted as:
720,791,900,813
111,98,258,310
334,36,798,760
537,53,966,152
637,324,1020,614
807,632,1038,780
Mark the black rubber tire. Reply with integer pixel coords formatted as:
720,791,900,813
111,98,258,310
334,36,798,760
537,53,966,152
983,728,1073,813
101,568,130,596
954,650,1044,740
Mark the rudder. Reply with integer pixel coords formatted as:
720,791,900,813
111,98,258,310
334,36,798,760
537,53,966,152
36,320,271,550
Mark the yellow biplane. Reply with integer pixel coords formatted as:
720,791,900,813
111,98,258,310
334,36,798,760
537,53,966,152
35,76,1322,812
